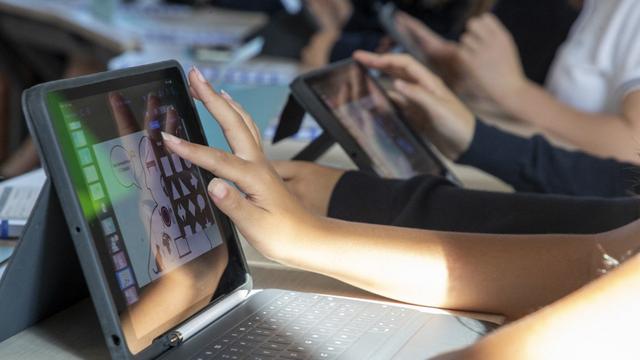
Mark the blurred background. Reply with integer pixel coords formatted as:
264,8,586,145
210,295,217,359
0,0,579,180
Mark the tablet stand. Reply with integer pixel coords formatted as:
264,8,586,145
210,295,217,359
0,179,87,342
273,94,336,161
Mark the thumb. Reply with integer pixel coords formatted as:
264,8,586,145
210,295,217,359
207,178,261,231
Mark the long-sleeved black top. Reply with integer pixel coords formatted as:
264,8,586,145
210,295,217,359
458,120,640,197
328,171,640,234
327,119,640,234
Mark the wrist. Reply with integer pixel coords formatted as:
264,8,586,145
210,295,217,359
451,113,476,159
495,77,534,114
262,212,330,267
302,30,340,68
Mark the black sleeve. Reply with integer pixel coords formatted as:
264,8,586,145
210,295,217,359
457,120,639,197
328,171,640,234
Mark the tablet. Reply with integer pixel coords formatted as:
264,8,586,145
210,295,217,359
290,59,457,181
23,61,250,355
378,2,429,65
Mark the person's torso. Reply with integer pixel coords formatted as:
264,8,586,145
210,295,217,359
546,0,640,114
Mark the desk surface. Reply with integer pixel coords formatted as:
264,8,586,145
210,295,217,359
0,260,502,360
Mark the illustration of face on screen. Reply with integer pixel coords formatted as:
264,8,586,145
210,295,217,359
310,64,441,179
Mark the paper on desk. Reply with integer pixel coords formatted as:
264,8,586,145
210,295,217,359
0,169,46,238
0,186,40,220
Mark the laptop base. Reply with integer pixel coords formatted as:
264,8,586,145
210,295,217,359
0,180,88,342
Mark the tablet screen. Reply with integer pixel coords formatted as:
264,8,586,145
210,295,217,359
45,67,246,353
306,62,443,178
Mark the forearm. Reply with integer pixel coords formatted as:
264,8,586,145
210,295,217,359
274,216,601,319
457,120,638,197
330,171,640,232
443,254,640,360
499,81,639,163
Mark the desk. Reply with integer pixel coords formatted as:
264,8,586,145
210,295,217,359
0,264,502,360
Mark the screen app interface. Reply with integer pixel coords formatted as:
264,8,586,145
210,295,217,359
48,72,232,353
310,63,441,178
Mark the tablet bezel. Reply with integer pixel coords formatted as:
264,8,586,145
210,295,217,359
22,60,252,359
290,59,456,181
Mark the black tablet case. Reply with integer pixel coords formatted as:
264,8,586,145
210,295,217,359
0,61,197,359
0,180,88,343
274,59,458,183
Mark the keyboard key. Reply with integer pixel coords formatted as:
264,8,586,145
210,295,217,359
252,348,278,357
325,339,349,347
270,335,293,344
261,342,288,352
226,345,250,355
244,334,269,343
218,352,242,360
312,351,338,359
247,355,275,360
306,333,328,342
332,332,358,342
257,323,280,331
251,329,275,337
287,344,314,353
278,351,308,359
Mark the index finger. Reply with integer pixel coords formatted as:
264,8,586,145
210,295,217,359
188,67,260,160
353,51,444,93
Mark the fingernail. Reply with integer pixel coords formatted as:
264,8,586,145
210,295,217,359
208,181,227,200
161,131,181,144
192,65,206,83
220,89,232,101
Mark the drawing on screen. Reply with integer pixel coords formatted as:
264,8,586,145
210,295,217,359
94,130,222,286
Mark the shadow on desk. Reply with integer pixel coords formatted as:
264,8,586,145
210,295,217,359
0,299,109,360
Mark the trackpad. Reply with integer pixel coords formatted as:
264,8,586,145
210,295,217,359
393,314,495,359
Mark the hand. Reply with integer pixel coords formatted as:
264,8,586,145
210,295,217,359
458,13,529,103
354,51,475,160
272,161,346,216
163,67,321,261
301,0,352,69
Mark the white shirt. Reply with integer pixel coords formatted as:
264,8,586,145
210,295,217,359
546,0,640,115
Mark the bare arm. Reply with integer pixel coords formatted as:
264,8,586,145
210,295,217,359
437,252,640,359
273,216,603,320
457,14,640,163
163,67,640,320
498,85,640,164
